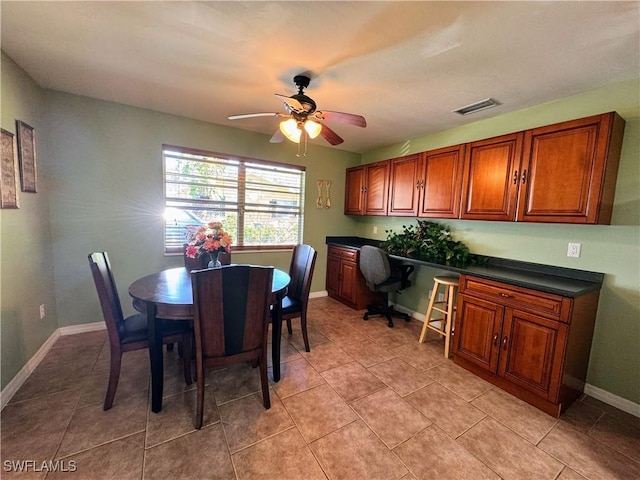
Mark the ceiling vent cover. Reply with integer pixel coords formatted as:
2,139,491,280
453,98,500,116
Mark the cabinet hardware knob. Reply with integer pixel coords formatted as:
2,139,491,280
416,180,420,190
499,293,514,298
521,170,527,184
502,336,508,350
513,170,519,184
421,180,425,189
493,333,499,346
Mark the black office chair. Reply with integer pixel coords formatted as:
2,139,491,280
359,245,415,327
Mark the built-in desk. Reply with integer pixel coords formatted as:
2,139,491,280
325,236,604,417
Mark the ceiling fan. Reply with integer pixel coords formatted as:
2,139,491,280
228,75,366,150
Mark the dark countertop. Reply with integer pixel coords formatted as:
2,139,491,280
326,236,604,298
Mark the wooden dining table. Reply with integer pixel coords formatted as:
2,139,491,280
129,266,290,413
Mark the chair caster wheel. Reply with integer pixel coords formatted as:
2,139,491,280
387,321,394,328
363,314,369,320
404,316,411,322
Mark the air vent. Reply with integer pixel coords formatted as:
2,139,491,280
453,98,500,116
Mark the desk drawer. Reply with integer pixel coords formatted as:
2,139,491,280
329,245,358,261
460,275,568,321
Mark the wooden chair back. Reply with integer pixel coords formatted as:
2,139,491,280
287,244,317,308
88,252,125,350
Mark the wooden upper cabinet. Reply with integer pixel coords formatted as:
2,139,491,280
388,154,422,216
388,146,464,218
344,166,365,215
517,112,625,224
460,132,524,221
344,160,389,215
419,145,465,218
364,160,390,215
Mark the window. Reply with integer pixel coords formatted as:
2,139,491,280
163,145,305,253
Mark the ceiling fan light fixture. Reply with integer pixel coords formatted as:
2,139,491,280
279,118,301,143
304,119,322,139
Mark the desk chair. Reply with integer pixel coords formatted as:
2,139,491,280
191,265,274,429
359,246,415,327
88,252,192,411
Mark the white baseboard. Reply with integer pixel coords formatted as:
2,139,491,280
309,290,328,299
584,383,640,417
0,322,105,410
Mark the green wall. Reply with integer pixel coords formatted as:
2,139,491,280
2,50,638,406
358,79,640,404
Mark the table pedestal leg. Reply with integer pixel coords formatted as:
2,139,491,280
147,302,164,413
272,300,282,382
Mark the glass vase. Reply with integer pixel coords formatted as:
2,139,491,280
207,251,222,268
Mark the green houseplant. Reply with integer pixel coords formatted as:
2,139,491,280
382,220,483,266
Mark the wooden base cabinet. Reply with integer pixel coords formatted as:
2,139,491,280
326,245,380,310
453,275,599,417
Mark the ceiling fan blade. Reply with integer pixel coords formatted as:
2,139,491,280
275,94,304,112
314,110,367,128
228,112,282,120
270,129,285,143
318,122,344,145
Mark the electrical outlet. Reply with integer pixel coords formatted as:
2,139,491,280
437,293,445,302
39,304,45,319
373,225,378,234
567,242,581,258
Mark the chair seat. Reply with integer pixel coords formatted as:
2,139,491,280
281,295,302,315
119,313,191,345
374,278,410,293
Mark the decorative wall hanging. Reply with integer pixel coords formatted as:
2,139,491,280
316,179,324,208
325,180,332,209
16,120,37,193
1,129,19,208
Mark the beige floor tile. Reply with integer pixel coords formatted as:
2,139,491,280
321,361,386,403
53,330,107,349
10,361,92,403
394,424,500,479
143,423,234,480
339,339,397,367
49,432,144,480
556,466,588,480
310,420,408,480
590,412,640,461
208,363,262,405
282,384,357,443
472,387,558,444
581,396,640,429
1,390,79,470
267,340,302,367
38,342,103,370
286,326,330,352
351,388,431,448
392,341,449,371
539,421,640,479
146,387,220,448
405,383,486,438
369,332,413,350
300,342,354,372
269,357,326,399
219,389,294,453
560,400,605,433
458,417,564,480
232,427,326,480
316,322,370,346
426,361,493,401
57,389,148,458
368,357,434,397
79,361,150,408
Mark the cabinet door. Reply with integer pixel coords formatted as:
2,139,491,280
338,260,358,304
326,254,341,296
453,294,503,373
460,133,523,221
388,154,421,216
344,166,365,215
499,309,567,401
364,161,390,215
518,113,622,224
419,145,465,219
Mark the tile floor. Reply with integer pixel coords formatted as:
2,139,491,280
2,296,639,479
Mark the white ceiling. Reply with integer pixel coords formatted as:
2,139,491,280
2,1,639,153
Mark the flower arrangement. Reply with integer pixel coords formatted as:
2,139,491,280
185,221,232,260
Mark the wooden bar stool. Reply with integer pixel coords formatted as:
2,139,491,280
418,276,459,358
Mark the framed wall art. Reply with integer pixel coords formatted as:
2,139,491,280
1,128,19,208
16,120,37,193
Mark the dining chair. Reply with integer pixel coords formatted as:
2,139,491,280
88,252,193,410
191,265,274,429
359,245,415,327
278,244,317,352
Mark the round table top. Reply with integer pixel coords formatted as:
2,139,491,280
129,266,290,308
